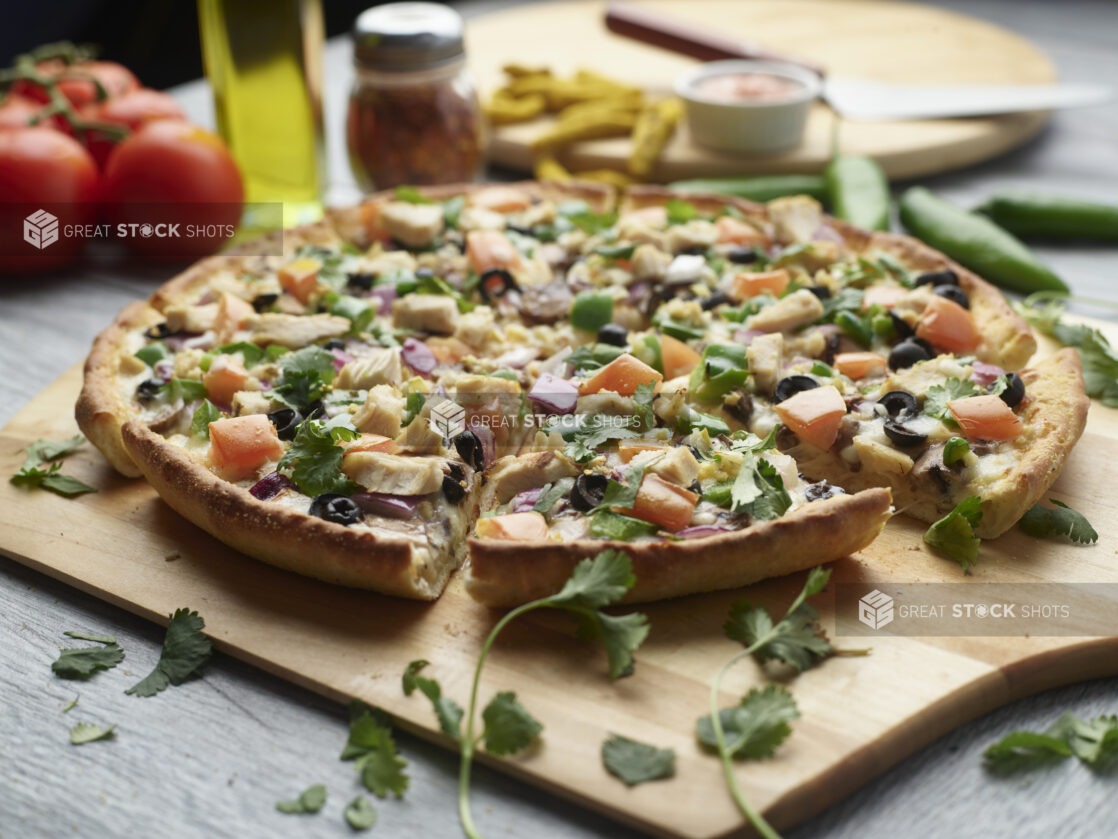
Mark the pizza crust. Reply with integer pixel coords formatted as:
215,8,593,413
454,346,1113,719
465,487,892,606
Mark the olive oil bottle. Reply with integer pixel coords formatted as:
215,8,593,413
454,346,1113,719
197,0,326,228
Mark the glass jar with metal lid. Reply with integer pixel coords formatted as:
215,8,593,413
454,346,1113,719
347,2,487,191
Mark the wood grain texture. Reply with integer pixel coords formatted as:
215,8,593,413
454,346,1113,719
2,329,1117,838
469,0,1055,180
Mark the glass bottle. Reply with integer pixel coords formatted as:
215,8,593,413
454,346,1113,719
197,0,326,228
347,2,486,192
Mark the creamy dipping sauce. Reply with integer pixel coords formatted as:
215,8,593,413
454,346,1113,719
694,72,805,104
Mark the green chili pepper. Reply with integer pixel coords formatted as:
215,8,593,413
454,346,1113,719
834,310,872,347
134,342,170,368
825,154,890,231
667,174,828,204
570,290,614,333
943,437,970,466
898,187,1068,294
974,191,1118,243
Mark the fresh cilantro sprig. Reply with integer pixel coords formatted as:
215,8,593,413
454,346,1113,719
341,700,409,798
924,496,983,572
52,631,124,680
402,550,649,839
10,435,96,498
601,733,676,785
344,795,377,830
1015,291,1118,406
924,378,978,424
729,455,792,522
190,400,222,439
1019,499,1098,544
985,712,1118,772
272,346,336,412
703,567,833,839
126,608,213,697
278,417,359,497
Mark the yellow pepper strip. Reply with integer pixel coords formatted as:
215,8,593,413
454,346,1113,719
573,168,638,188
534,155,572,182
531,113,638,150
509,76,643,111
574,69,637,91
628,97,684,177
556,92,645,125
502,64,552,79
485,89,547,125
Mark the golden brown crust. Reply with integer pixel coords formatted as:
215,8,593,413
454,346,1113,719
867,232,1037,370
977,347,1088,537
464,488,892,606
74,300,165,476
120,420,453,599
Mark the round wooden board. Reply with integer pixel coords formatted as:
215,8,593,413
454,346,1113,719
466,0,1057,180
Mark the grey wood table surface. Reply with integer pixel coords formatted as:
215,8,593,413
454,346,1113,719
3,1,1118,837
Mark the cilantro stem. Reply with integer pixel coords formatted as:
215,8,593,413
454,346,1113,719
458,601,539,839
708,648,783,839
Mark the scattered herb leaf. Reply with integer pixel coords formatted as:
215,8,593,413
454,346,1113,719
1019,499,1098,545
276,784,327,814
125,608,212,697
601,734,676,785
52,632,124,680
344,795,377,830
696,684,799,759
10,435,96,498
924,496,983,572
69,721,116,745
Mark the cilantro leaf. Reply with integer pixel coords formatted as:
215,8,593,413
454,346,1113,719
632,380,656,431
601,734,676,785
572,610,650,680
276,784,327,814
69,721,116,745
191,399,222,439
1019,499,1098,545
984,712,1118,772
566,209,618,235
984,729,1072,771
924,496,983,572
696,684,799,759
730,455,791,521
393,185,433,204
342,702,409,798
481,691,543,756
594,457,655,515
400,660,463,739
566,343,628,374
52,632,124,680
1062,713,1118,765
402,391,425,427
159,378,208,403
588,510,659,542
273,346,335,412
442,195,465,229
278,418,359,497
665,198,698,225
924,378,978,422
344,795,377,831
533,478,574,515
724,567,833,671
125,608,212,697
10,436,96,498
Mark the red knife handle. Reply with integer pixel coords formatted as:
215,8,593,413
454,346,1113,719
604,2,825,77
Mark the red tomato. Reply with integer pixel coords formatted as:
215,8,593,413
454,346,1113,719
78,89,186,168
101,120,243,259
0,94,46,130
15,60,140,108
0,127,99,274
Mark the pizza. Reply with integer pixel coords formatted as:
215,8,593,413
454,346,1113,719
75,181,1087,604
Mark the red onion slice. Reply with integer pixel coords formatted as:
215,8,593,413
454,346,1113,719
675,524,732,539
529,372,579,415
366,285,397,315
471,424,496,467
510,487,543,513
353,492,421,519
330,348,355,372
401,338,437,376
249,471,293,501
970,361,1004,386
732,329,765,346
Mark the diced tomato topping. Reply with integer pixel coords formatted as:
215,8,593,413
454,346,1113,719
715,215,770,246
773,385,847,450
466,229,522,274
614,473,698,532
202,355,250,405
470,186,533,213
916,295,980,353
208,414,284,480
834,352,888,380
579,353,663,396
617,441,669,463
659,334,702,379
278,257,320,304
730,269,790,301
947,394,1023,441
475,511,550,540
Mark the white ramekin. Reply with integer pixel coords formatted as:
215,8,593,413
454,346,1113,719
674,59,822,154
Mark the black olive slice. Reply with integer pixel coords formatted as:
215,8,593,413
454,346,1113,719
888,311,914,339
309,493,363,526
999,372,1026,408
144,322,174,340
726,246,758,264
805,480,845,502
251,292,279,312
478,268,519,303
570,473,609,512
596,323,628,346
347,272,376,290
135,378,164,402
700,290,730,310
883,418,927,448
807,285,832,300
453,431,485,471
773,375,819,404
933,284,970,309
914,269,958,288
267,407,302,441
442,462,468,503
878,390,919,417
888,339,932,370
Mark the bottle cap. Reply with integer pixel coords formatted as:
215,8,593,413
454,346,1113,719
353,2,466,71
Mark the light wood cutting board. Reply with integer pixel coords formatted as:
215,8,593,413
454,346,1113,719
468,0,1057,180
2,324,1117,839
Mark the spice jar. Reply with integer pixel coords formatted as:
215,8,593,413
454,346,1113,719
347,2,486,191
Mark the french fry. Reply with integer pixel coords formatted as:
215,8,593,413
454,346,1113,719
531,112,637,150
485,89,546,125
534,155,572,181
628,98,684,177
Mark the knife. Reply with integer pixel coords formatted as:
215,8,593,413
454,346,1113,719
604,3,1112,121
